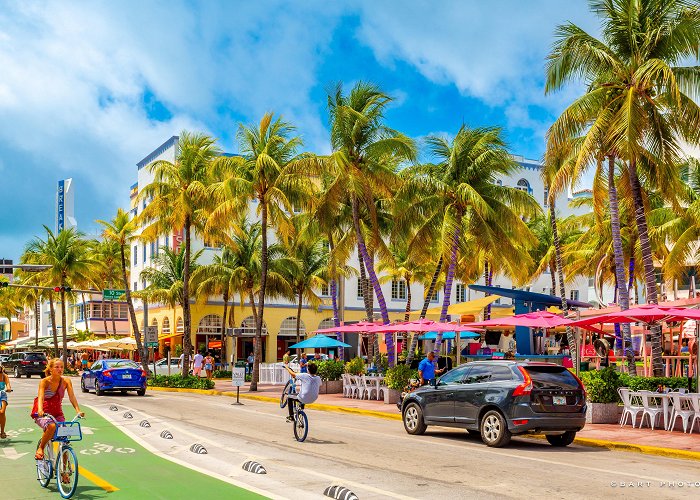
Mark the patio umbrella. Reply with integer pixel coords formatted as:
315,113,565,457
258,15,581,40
100,337,138,351
312,321,383,334
569,305,700,330
367,318,481,333
289,335,352,349
417,331,480,340
467,310,574,329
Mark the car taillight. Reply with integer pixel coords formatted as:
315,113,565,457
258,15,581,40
41,360,47,365
512,366,533,396
103,370,113,378
512,419,529,425
21,360,30,365
141,370,148,378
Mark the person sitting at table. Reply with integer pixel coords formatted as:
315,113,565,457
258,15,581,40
418,352,445,386
680,340,689,354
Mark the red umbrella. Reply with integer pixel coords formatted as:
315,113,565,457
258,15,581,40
569,305,700,330
467,310,574,329
367,318,481,333
313,321,383,334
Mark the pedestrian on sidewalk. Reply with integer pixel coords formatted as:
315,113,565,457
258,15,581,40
246,352,254,374
204,352,214,380
283,350,291,364
80,351,89,372
418,352,445,386
193,351,204,377
299,352,308,373
0,365,12,439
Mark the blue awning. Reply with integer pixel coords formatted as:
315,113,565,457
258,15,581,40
468,285,592,309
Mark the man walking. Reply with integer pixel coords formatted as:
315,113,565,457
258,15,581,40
192,351,204,377
418,352,445,386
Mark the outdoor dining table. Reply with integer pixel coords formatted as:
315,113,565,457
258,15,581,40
364,375,385,400
634,391,699,431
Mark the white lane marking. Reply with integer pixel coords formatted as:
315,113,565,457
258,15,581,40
1,447,28,460
85,403,283,500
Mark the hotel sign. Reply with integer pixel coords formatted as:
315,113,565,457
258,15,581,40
57,180,65,232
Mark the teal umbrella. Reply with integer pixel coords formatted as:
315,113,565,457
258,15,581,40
417,331,480,340
289,335,351,349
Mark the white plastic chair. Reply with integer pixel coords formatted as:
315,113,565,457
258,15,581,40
619,388,644,428
639,391,665,430
348,375,362,399
668,393,695,433
362,375,378,400
689,394,700,434
377,379,387,401
341,373,350,397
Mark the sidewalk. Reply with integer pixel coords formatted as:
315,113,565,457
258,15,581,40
189,379,700,459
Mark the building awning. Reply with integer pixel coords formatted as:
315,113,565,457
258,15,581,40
158,333,183,341
468,285,592,308
410,295,501,317
207,340,222,349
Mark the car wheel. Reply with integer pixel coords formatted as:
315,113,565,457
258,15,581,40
14,367,21,378
80,378,88,393
136,388,146,396
402,403,427,435
26,374,31,378
120,390,127,395
480,410,511,447
546,431,576,447
95,381,103,396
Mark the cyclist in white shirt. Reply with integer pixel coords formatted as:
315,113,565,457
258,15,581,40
283,362,321,422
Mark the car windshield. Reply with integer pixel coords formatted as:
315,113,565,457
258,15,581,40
104,360,140,369
25,353,47,361
524,366,580,390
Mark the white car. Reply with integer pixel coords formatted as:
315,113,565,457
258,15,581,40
151,358,183,376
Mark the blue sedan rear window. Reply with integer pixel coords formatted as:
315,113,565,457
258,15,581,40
104,360,140,369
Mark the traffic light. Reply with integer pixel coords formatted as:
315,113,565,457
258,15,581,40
52,286,72,292
0,282,8,288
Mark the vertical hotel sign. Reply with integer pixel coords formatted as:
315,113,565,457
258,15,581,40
57,180,65,233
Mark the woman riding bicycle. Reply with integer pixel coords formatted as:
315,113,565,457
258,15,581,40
0,365,12,439
283,361,321,422
33,358,84,461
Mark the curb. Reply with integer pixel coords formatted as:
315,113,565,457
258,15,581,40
147,386,402,421
147,386,700,461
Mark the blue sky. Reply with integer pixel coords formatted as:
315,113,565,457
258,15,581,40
0,1,599,261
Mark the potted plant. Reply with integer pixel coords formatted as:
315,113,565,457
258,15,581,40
580,367,623,424
345,357,365,375
316,360,344,394
384,364,418,405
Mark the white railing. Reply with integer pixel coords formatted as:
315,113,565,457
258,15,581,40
258,363,292,385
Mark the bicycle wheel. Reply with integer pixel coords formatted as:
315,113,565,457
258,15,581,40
293,410,308,442
36,449,53,488
56,446,79,499
280,379,293,408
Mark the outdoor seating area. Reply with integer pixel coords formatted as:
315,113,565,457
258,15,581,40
619,387,700,433
341,373,387,401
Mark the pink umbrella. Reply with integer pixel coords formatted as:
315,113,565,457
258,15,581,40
467,310,574,329
569,304,700,330
313,321,383,334
367,318,481,333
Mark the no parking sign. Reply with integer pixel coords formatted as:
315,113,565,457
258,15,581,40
232,367,245,387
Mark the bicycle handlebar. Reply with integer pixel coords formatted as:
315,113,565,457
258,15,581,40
32,413,84,422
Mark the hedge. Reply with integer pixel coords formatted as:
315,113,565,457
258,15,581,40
148,374,215,390
579,368,697,403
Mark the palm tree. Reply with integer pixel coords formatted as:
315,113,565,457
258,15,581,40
138,246,203,375
545,0,700,374
22,227,93,365
91,239,123,335
399,126,539,356
281,215,327,348
0,280,20,342
138,131,221,373
326,82,417,367
98,208,148,372
209,114,312,390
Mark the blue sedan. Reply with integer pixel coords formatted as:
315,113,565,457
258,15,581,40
80,359,148,396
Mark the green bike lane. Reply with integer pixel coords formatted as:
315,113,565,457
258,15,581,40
0,405,266,499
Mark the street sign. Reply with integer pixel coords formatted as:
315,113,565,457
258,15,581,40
232,367,245,387
103,289,125,301
144,326,158,345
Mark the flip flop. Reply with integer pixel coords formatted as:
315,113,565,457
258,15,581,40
0,432,7,439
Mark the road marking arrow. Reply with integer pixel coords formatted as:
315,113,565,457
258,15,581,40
80,426,96,435
2,448,28,460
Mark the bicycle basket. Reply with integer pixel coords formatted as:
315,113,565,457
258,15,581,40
54,421,82,441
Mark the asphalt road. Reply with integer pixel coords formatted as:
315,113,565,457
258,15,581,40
4,377,700,499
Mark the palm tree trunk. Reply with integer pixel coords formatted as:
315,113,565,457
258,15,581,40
550,261,556,293
81,292,90,333
251,201,268,391
110,299,117,335
295,287,303,354
358,249,375,362
484,262,493,320
435,220,461,356
248,290,260,389
49,295,58,356
34,299,40,349
628,161,663,375
60,280,68,367
551,202,577,367
351,196,393,366
402,276,412,353
405,256,443,365
182,216,193,376
328,236,343,360
221,287,229,367
102,302,109,335
608,156,636,375
120,244,148,373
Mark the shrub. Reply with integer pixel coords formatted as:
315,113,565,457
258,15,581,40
345,357,365,375
385,364,419,391
212,370,232,379
579,367,621,403
376,354,389,374
148,374,215,390
618,374,696,392
316,360,344,381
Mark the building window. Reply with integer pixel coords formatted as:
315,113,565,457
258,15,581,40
133,281,137,291
357,280,364,299
150,241,156,259
142,244,146,262
142,279,146,291
516,179,530,193
429,290,439,303
391,279,407,300
133,245,138,266
293,203,302,214
164,236,169,249
570,289,579,301
455,284,466,303
494,285,502,304
321,283,330,297
544,186,549,207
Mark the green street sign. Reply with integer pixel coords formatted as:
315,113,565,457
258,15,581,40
103,289,125,300
146,342,159,348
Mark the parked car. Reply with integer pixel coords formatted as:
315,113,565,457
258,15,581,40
81,359,148,396
400,361,586,447
0,354,9,366
3,352,48,378
151,357,183,376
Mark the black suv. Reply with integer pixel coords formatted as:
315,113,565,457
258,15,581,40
401,361,586,447
4,352,48,378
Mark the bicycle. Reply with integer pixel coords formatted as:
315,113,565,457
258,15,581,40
280,378,308,442
34,413,83,499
